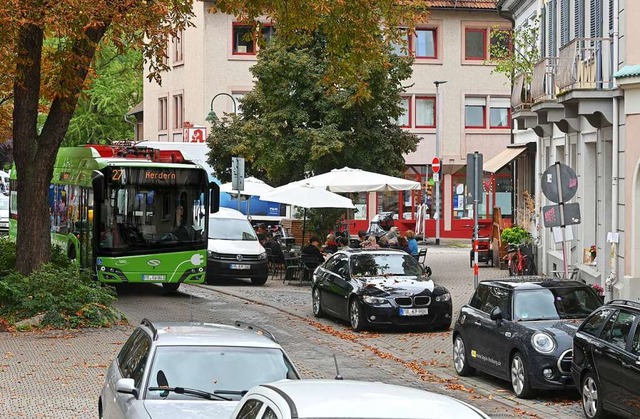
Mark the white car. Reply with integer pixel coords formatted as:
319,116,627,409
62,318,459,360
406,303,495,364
99,319,300,419
229,379,491,419
206,207,269,285
0,194,9,233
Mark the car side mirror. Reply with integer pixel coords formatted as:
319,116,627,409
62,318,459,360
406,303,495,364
490,306,503,321
337,267,347,276
116,378,139,398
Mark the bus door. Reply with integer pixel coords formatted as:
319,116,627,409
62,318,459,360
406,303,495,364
77,187,94,268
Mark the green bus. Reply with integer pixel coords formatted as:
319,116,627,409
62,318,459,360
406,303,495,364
10,144,219,291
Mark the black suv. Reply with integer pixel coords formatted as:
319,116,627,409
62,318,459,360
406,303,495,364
572,300,640,419
452,278,602,398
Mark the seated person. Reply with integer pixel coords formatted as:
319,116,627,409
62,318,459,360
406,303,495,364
264,234,285,263
362,235,380,249
322,234,338,254
405,230,419,259
391,236,411,254
302,236,325,265
378,235,390,248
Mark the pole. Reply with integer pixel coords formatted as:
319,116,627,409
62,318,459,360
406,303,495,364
434,81,447,245
473,152,480,288
554,162,568,278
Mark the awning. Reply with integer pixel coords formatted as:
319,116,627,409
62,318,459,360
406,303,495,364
483,146,527,173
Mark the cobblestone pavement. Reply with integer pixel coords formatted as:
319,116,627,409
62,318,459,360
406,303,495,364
0,243,584,418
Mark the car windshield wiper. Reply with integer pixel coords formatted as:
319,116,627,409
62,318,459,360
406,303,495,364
213,389,249,397
147,386,232,401
518,317,554,322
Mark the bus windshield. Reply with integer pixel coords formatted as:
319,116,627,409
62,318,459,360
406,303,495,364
98,172,206,250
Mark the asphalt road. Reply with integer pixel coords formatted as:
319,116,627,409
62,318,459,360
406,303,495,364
0,245,586,418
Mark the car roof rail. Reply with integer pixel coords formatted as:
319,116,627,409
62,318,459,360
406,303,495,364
140,318,158,340
234,321,278,343
607,299,640,310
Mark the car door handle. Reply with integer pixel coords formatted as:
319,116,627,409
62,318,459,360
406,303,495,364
474,321,482,326
593,348,603,355
622,362,631,369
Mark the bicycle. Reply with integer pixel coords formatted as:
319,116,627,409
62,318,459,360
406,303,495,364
505,243,536,276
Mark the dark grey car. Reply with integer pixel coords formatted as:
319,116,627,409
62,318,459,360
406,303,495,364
452,279,602,398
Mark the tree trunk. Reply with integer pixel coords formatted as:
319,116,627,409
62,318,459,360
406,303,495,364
12,22,108,275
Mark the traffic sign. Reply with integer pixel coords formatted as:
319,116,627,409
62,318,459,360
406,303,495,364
432,158,441,173
541,162,578,203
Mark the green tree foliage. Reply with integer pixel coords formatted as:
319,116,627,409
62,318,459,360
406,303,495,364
64,43,142,146
489,18,541,83
208,35,420,187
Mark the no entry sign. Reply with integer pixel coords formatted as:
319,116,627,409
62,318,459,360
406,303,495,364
432,157,441,173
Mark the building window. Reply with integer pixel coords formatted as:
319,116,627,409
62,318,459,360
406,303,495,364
394,96,410,127
489,97,511,128
415,28,437,58
415,96,435,128
158,97,168,131
173,94,183,129
391,29,410,56
233,23,275,55
233,24,255,54
173,29,184,63
465,28,486,60
465,97,486,128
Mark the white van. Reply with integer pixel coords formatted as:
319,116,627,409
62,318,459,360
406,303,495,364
207,207,269,285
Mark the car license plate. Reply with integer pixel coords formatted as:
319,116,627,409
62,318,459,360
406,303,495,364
142,274,166,281
230,264,251,270
399,308,429,316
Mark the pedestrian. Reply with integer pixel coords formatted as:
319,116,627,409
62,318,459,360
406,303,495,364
405,230,419,259
362,235,380,249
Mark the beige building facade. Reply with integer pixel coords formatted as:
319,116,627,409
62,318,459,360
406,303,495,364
143,1,512,238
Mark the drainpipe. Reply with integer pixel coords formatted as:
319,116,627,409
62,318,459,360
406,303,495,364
605,0,619,302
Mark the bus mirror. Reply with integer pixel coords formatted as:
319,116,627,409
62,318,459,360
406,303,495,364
209,182,220,214
92,171,105,203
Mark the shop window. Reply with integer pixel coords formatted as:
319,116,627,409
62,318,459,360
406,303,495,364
465,97,486,128
415,96,436,128
377,191,400,218
352,192,368,220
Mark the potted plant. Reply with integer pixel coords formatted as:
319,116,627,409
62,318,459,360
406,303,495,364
501,225,530,245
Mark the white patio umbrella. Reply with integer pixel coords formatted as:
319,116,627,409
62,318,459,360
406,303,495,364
220,176,274,214
219,176,274,197
294,167,422,192
259,183,354,246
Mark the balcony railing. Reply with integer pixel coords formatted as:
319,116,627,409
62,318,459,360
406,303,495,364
557,37,613,92
531,57,558,103
511,72,533,111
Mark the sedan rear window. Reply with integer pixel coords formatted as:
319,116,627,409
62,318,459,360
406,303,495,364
513,287,602,321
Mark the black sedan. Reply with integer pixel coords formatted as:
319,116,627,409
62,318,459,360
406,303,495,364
572,300,640,419
452,279,603,398
311,248,452,332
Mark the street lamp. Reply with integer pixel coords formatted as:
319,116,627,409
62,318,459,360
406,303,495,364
206,93,238,123
434,80,447,246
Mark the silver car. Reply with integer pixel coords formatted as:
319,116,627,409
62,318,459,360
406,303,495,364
99,319,300,419
230,379,491,419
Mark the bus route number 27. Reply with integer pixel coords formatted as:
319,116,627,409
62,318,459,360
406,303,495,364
111,169,123,182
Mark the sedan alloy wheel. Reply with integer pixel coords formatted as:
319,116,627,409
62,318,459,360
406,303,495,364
582,373,604,419
349,299,366,332
312,287,324,318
